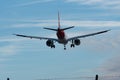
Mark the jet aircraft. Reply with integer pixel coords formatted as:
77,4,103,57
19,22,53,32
14,12,110,50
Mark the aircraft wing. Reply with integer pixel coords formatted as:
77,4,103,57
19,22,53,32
13,34,58,42
67,29,110,41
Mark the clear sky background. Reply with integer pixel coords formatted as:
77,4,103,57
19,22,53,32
0,0,120,80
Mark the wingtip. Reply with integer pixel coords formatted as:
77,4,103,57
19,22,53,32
107,29,111,32
43,27,48,29
72,26,75,28
13,34,20,36
12,34,17,35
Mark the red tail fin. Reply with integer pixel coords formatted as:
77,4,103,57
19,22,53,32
58,11,61,29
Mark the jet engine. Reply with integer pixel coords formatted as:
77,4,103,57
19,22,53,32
46,40,53,47
74,39,81,46
46,40,55,48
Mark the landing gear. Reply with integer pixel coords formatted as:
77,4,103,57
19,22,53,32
64,47,66,50
71,40,75,48
64,45,66,50
51,45,55,48
71,44,75,48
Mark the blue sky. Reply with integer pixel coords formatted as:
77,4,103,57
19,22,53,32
0,0,120,80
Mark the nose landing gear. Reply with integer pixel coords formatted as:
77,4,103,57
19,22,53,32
64,45,66,50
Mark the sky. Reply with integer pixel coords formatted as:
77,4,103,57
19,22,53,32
0,0,120,80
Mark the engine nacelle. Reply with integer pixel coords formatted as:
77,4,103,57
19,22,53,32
46,40,53,47
74,39,81,46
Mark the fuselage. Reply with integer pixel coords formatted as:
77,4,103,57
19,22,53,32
57,28,65,39
56,28,68,44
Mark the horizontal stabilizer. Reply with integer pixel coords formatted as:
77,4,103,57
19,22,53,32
61,26,75,30
43,27,58,31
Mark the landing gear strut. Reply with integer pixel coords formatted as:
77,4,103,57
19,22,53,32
64,45,66,50
71,40,75,48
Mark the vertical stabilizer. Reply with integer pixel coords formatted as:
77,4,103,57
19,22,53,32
58,11,61,29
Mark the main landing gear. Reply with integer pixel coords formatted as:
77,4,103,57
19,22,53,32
51,45,55,48
71,44,75,48
71,40,75,48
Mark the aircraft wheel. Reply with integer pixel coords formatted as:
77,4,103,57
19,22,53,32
51,45,55,48
64,47,66,50
53,45,55,48
71,44,75,48
64,45,66,50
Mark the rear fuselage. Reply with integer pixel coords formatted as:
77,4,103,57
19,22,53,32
56,28,68,44
57,28,65,39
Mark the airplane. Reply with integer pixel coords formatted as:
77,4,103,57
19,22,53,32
14,12,110,50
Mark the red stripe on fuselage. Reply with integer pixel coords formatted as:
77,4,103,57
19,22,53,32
56,29,65,39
